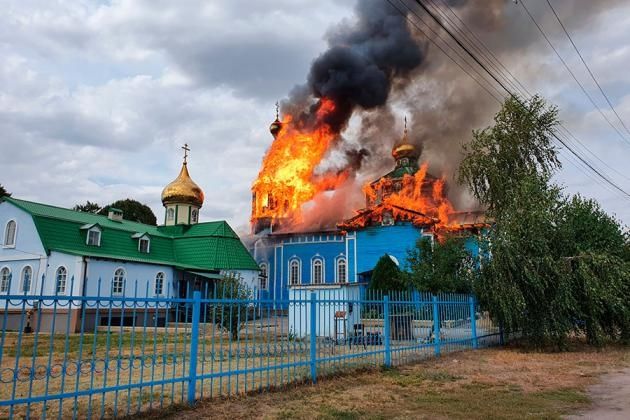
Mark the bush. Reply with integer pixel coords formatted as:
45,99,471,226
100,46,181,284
212,273,253,340
369,255,406,291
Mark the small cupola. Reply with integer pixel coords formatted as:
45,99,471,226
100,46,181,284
161,144,204,226
392,116,421,170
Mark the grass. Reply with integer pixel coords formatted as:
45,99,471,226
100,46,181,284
146,342,630,420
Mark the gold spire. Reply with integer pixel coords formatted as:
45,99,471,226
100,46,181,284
392,115,419,160
161,144,204,207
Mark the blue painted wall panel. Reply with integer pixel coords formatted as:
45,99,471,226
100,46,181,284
356,223,423,273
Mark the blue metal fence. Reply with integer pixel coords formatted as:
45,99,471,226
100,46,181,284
0,277,503,419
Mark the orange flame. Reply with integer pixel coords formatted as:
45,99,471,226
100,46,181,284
251,98,344,229
357,163,455,229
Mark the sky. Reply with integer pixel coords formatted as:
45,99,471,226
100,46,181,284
1,0,629,232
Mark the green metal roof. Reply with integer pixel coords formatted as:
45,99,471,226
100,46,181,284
3,197,259,271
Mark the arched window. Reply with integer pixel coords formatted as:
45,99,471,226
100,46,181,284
167,208,175,221
21,266,32,293
336,258,347,283
112,268,125,295
289,259,300,286
191,209,198,223
155,272,165,295
3,220,16,247
259,263,268,290
56,266,67,294
312,258,323,284
0,267,10,293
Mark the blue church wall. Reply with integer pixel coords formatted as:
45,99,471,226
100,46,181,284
252,226,484,310
282,240,345,285
252,233,347,309
355,223,424,274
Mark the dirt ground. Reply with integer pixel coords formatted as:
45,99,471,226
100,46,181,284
568,367,630,420
145,343,630,420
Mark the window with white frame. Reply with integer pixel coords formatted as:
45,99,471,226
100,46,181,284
0,267,10,292
139,237,150,253
112,268,125,295
3,220,16,247
155,272,165,295
56,266,67,294
191,209,198,223
289,259,300,286
312,258,323,284
259,263,268,289
167,208,175,221
337,258,347,283
87,228,101,246
21,266,32,293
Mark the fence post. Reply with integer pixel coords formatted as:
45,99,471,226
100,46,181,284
310,292,317,383
383,295,391,367
469,296,478,349
499,321,505,346
187,291,201,405
432,295,440,357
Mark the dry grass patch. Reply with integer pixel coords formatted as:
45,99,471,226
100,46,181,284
146,343,630,420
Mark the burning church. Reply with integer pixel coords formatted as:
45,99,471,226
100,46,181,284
249,115,486,308
247,0,490,308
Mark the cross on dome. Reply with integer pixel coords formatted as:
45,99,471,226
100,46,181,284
182,143,190,164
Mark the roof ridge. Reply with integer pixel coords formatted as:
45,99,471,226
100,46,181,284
7,197,162,232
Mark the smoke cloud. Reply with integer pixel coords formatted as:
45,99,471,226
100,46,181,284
273,0,626,229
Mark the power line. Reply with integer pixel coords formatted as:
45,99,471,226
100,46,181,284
385,0,506,104
519,0,630,147
428,0,630,186
429,0,532,98
545,0,630,137
409,0,517,100
402,0,630,199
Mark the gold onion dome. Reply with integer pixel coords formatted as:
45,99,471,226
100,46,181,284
392,118,421,160
269,101,282,137
161,163,204,207
269,118,282,137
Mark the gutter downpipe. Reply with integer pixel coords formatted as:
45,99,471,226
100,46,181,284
76,257,89,333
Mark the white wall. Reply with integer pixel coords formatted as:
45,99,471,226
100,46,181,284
221,269,259,292
288,285,362,338
0,201,47,297
84,259,176,298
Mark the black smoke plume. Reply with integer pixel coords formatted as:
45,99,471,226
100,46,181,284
285,0,426,133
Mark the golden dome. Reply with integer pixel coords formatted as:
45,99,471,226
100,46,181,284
392,122,420,160
392,143,418,159
161,163,204,207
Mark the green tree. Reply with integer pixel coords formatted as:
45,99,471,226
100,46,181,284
369,254,406,291
459,95,560,215
459,95,630,348
406,236,474,294
73,201,102,213
556,196,630,345
0,184,11,198
98,199,157,225
212,274,254,340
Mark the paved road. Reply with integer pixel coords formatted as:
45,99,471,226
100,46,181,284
568,367,630,420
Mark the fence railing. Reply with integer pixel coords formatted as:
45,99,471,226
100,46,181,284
0,287,503,419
